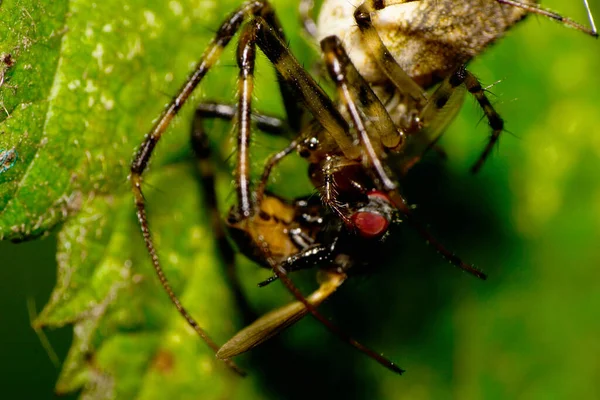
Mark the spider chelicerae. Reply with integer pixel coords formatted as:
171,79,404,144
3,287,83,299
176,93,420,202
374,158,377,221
130,0,597,376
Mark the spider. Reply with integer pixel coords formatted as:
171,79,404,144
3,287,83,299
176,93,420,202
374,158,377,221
130,0,597,376
188,102,484,376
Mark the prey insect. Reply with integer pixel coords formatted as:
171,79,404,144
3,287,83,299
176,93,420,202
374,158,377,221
131,0,597,376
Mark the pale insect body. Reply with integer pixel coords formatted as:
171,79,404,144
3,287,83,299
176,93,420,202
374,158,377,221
311,0,595,173
309,1,538,173
317,0,531,87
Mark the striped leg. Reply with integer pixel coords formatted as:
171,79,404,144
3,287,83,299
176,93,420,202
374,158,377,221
320,37,487,280
192,102,300,206
130,0,294,376
404,75,466,170
239,18,405,376
353,0,426,103
321,35,400,192
191,102,290,324
422,66,504,173
497,0,597,36
252,18,361,161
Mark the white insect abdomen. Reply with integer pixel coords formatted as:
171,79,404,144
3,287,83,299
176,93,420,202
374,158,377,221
316,0,532,88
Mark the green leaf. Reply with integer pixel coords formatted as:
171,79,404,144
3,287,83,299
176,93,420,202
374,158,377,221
45,164,252,398
1,0,309,397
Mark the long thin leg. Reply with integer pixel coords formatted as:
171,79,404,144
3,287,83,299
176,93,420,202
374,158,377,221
235,23,259,218
584,0,599,34
252,18,361,160
195,102,290,136
257,235,405,375
243,17,405,376
452,67,504,173
191,104,290,324
130,1,289,376
387,191,488,280
319,37,488,280
353,0,426,103
254,138,300,206
497,0,598,36
321,35,399,192
403,65,504,173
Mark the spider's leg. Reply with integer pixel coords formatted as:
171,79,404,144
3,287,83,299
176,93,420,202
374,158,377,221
190,103,290,324
195,102,290,135
252,19,360,160
396,64,503,173
398,74,467,173
257,231,405,375
239,18,404,375
130,1,290,376
233,23,260,218
497,0,598,37
320,37,487,280
321,35,401,191
353,0,426,102
386,190,488,280
426,66,504,173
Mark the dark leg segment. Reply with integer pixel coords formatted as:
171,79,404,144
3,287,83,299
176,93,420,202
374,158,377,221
497,0,598,36
191,104,290,325
243,19,405,375
353,0,425,102
417,65,505,173
252,18,361,160
462,69,504,173
386,191,487,280
130,1,290,376
318,38,487,279
256,235,406,375
321,35,399,192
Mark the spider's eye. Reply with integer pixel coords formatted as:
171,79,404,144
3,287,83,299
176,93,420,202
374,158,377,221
350,210,389,239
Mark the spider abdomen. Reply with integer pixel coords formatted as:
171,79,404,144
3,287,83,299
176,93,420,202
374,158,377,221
316,0,532,88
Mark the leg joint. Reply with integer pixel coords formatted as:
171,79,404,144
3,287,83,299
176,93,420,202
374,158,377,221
353,5,372,29
488,114,504,131
449,65,467,87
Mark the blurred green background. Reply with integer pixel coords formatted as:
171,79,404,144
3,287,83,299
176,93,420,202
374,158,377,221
1,0,600,399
